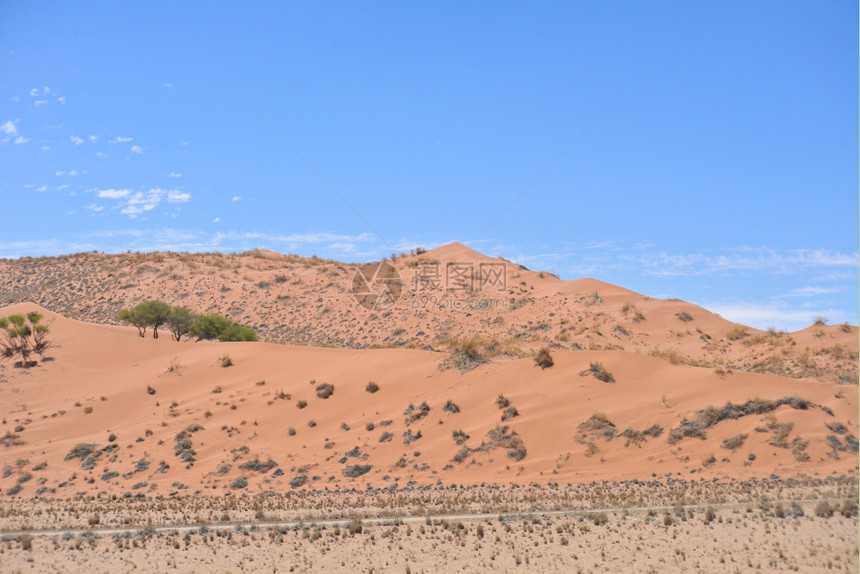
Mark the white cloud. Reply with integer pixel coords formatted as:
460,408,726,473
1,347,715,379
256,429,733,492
96,151,106,158
35,186,47,192
1,120,19,135
781,286,843,298
164,83,173,88
11,96,19,102
88,135,98,143
705,301,847,332
57,185,69,191
57,96,66,104
86,204,104,212
97,188,131,199
130,145,144,154
43,86,51,94
167,190,190,203
14,136,28,144
29,88,39,97
41,145,51,151
55,170,64,176
68,169,78,177
91,188,190,218
213,217,221,223
168,172,182,178
231,195,241,201
34,100,47,106
70,135,85,145
109,136,132,144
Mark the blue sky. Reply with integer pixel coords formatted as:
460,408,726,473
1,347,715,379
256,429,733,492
1,2,857,331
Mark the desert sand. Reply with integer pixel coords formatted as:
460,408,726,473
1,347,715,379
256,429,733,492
0,242,856,572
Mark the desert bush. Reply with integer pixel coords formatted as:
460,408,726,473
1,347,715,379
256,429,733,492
404,402,431,424
840,499,858,518
484,425,527,461
620,428,644,447
495,394,510,409
577,413,616,441
814,501,834,518
452,430,470,445
239,458,278,473
218,354,233,368
444,336,487,371
378,432,393,443
726,325,749,341
342,464,371,478
704,507,716,524
790,436,810,461
675,312,693,323
296,400,308,409
721,433,747,451
315,383,335,399
366,381,379,393
534,347,554,369
443,400,460,414
580,361,615,383
643,424,664,438
0,312,52,366
501,406,519,421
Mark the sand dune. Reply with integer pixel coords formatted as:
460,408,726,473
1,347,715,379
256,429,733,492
0,297,855,498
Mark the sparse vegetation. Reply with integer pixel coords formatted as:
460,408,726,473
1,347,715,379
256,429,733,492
726,325,749,341
534,347,554,369
315,383,335,399
580,361,615,383
721,433,748,452
0,312,52,367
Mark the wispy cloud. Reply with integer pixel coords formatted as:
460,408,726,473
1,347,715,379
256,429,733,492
780,286,843,298
168,172,182,178
97,189,131,199
633,247,858,277
1,120,19,136
704,301,847,332
231,196,241,201
70,135,85,145
109,136,133,144
14,136,28,144
130,145,144,154
89,188,191,218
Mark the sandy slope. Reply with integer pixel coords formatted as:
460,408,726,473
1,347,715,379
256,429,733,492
0,301,856,499
1,242,856,385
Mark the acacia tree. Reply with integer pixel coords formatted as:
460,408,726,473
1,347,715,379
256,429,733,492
167,306,196,341
118,300,172,339
118,307,148,337
0,312,52,367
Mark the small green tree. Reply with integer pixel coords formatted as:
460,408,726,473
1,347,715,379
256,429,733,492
118,307,148,337
139,300,172,339
190,313,257,342
0,312,52,366
168,306,196,342
119,301,172,339
189,313,232,341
